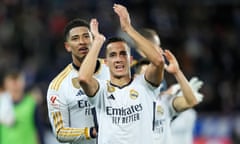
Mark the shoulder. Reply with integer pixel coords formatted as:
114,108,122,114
49,64,73,91
133,75,158,90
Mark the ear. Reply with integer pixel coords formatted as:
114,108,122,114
104,58,108,66
103,58,107,64
130,56,133,65
64,42,72,52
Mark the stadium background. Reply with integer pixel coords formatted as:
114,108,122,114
0,0,239,143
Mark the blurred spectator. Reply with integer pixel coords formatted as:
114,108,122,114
0,69,15,126
0,69,44,144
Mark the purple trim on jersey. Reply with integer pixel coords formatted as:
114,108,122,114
153,101,156,131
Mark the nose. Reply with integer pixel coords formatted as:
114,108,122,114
79,36,86,44
115,55,124,63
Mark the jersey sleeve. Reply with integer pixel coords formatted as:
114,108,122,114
87,79,106,109
140,74,159,90
163,94,179,118
46,84,95,143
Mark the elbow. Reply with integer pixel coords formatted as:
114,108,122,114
153,56,164,68
78,76,89,86
55,128,73,143
188,98,199,108
55,129,66,143
56,136,65,143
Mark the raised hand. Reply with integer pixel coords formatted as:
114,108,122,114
90,18,105,41
163,49,179,74
113,4,131,32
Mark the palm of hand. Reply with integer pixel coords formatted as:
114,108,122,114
165,62,178,74
90,19,99,37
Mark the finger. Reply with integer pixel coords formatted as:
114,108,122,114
113,4,122,15
191,80,203,91
164,63,168,70
194,92,204,103
90,19,99,35
163,49,175,62
189,77,203,87
195,81,203,89
189,77,198,85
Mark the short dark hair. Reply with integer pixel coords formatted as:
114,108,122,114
63,18,90,42
4,69,23,80
104,37,128,47
104,37,129,56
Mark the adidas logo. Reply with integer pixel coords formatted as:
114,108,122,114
76,90,85,96
107,94,115,100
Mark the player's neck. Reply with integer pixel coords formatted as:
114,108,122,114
110,76,132,88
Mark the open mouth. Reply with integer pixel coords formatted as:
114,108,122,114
78,47,89,53
115,65,124,71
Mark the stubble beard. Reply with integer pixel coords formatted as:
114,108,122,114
75,54,86,63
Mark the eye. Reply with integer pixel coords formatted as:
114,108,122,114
71,36,79,41
83,34,90,39
72,37,78,41
120,51,127,56
109,52,116,57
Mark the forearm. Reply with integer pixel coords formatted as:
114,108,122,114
79,37,104,80
125,26,163,66
56,127,95,142
145,64,164,86
51,112,96,142
174,70,198,107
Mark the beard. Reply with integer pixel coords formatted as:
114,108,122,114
74,53,87,63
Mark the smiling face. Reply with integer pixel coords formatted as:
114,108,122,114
64,26,93,65
105,41,131,79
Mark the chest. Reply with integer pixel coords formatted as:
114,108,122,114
104,86,150,108
155,99,172,119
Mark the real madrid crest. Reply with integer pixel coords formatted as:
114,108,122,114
130,89,139,100
157,105,164,115
72,77,81,89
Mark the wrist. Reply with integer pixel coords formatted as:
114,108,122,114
173,69,182,77
89,127,97,138
94,35,105,42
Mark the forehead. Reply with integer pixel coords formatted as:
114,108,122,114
68,27,90,36
106,41,129,53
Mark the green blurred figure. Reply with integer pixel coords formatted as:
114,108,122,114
0,69,43,144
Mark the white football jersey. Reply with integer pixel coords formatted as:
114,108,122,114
171,108,197,144
47,60,110,144
153,93,178,144
89,75,157,144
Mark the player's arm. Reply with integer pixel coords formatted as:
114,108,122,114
78,18,105,97
164,50,198,112
46,89,96,142
113,4,164,86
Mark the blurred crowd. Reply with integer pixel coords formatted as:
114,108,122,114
0,0,240,143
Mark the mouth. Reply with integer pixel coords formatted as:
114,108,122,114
78,47,89,54
115,65,124,71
